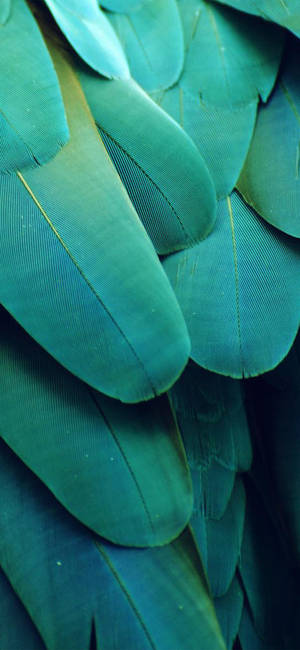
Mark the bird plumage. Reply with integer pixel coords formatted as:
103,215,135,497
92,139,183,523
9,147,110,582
1,1,300,649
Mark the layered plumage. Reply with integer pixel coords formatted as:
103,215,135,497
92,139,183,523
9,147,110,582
1,1,300,649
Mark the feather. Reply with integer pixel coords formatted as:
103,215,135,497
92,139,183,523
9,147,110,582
206,478,246,598
214,577,244,650
238,36,300,238
212,0,300,38
0,0,69,172
0,36,190,403
153,0,284,198
0,308,192,547
0,439,225,650
43,0,130,78
108,0,184,92
163,191,300,378
0,569,46,650
77,68,217,254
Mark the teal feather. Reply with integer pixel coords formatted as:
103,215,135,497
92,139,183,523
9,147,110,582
0,439,225,650
212,0,300,38
108,0,184,92
0,0,69,172
214,577,244,650
43,0,130,78
164,191,300,378
238,36,300,238
0,38,190,403
0,569,46,650
0,308,192,547
153,0,284,198
77,68,217,254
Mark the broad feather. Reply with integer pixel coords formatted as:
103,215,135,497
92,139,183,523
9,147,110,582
0,36,190,403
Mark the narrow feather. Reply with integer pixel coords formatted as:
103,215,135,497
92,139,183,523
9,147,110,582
0,308,192,547
164,191,300,378
206,478,246,598
214,577,244,650
0,0,69,172
0,38,190,403
77,68,217,254
238,36,300,238
0,440,226,650
109,0,184,92
43,0,129,78
238,605,282,650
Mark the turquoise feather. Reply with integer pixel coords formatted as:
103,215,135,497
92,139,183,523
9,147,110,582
44,0,130,78
0,0,69,172
0,38,190,403
77,68,217,254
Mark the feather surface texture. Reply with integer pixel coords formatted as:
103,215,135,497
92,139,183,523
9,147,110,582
1,0,300,649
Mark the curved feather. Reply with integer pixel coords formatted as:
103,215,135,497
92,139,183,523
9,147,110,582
153,0,283,198
0,440,225,650
0,569,46,650
206,478,246,598
109,0,184,92
77,69,217,254
0,38,190,403
212,0,300,38
238,605,281,650
0,0,69,172
238,37,300,238
164,191,300,378
214,577,244,650
0,309,192,547
44,0,130,78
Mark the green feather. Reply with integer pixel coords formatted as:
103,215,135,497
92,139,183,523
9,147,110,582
0,38,190,403
212,0,300,38
0,441,225,650
44,0,130,78
0,569,46,650
214,577,244,650
0,0,69,172
238,37,300,238
163,191,300,378
109,0,184,92
206,478,246,598
153,0,283,198
238,604,281,650
77,68,217,254
0,309,192,547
